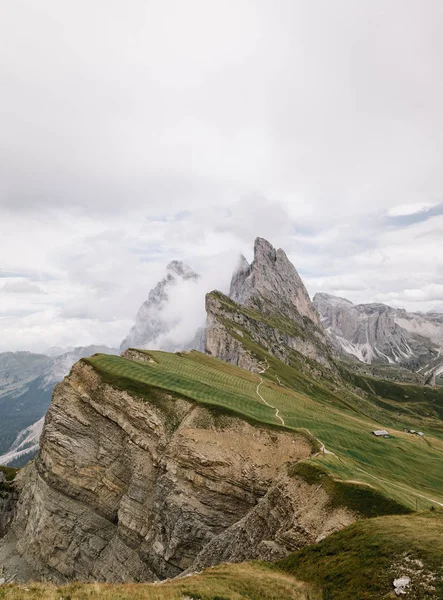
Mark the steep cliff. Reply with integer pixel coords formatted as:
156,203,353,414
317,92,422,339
205,238,335,374
0,356,356,583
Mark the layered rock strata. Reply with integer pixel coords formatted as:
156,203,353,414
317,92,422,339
0,360,355,583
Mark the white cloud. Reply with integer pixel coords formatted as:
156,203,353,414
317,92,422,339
387,203,438,217
1,1,443,350
2,281,45,294
0,310,130,354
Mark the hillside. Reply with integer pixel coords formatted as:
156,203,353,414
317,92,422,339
278,509,443,599
0,561,319,599
6,341,442,583
0,349,356,583
86,350,443,510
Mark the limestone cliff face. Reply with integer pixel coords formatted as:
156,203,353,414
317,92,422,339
0,358,355,583
205,293,333,373
205,238,335,373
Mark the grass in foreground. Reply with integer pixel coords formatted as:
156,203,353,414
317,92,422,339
278,509,443,599
85,350,443,511
0,563,319,600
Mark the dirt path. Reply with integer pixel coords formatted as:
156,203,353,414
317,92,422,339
256,377,286,426
261,364,442,508
255,361,286,427
256,363,333,455
256,362,286,426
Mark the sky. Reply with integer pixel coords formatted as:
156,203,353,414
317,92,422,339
1,0,443,352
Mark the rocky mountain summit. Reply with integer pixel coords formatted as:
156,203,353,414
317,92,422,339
230,238,322,327
314,293,443,376
120,260,200,353
205,238,335,374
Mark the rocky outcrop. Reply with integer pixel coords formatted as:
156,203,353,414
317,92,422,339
190,473,355,570
204,295,262,372
205,293,334,373
0,360,354,583
205,238,335,373
314,292,443,370
0,471,18,539
120,261,200,353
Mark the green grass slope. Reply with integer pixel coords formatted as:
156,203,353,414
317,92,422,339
85,350,443,511
277,510,443,599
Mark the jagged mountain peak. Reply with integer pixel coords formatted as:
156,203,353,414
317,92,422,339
120,260,200,353
205,237,334,374
166,260,199,280
229,237,320,326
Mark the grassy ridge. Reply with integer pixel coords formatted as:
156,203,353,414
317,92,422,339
85,352,278,427
86,350,443,511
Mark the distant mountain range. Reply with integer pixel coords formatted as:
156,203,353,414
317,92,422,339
313,292,443,382
0,345,117,466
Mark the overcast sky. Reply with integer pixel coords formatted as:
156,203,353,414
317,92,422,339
1,0,443,352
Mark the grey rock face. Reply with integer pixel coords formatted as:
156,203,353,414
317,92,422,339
191,474,354,570
0,360,354,583
120,261,200,353
0,492,17,539
205,294,333,372
230,238,322,327
205,238,335,373
314,292,443,370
